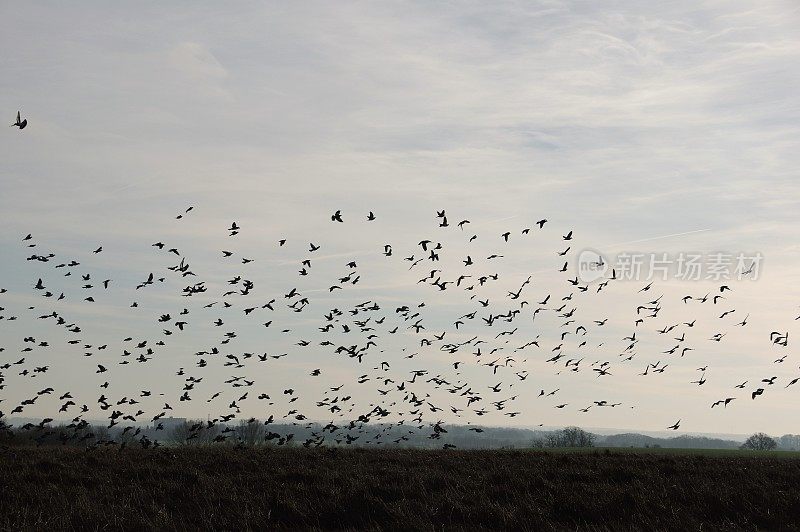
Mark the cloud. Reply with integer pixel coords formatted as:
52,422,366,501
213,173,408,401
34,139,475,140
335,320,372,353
168,41,227,81
1,1,799,434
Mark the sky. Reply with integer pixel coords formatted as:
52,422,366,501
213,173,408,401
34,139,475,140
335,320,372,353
1,1,799,437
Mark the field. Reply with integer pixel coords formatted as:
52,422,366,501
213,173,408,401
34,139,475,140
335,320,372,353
2,446,799,530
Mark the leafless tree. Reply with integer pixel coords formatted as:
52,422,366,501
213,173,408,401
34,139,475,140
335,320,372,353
235,419,265,446
169,420,220,446
741,432,777,451
532,427,595,448
561,426,595,447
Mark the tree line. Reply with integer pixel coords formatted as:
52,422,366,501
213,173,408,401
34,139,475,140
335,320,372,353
2,417,798,451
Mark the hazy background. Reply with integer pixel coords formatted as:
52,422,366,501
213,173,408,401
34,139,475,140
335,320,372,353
1,1,799,435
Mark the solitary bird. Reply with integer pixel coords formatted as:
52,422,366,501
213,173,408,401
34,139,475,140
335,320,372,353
11,111,27,130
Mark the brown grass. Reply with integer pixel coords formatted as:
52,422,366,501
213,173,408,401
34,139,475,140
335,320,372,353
1,445,798,530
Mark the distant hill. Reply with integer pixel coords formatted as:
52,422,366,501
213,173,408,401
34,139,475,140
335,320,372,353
3,417,797,450
598,433,741,450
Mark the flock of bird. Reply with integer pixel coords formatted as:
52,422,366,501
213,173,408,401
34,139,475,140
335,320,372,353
2,111,797,448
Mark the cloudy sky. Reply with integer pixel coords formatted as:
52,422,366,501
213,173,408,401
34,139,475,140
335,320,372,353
1,1,799,436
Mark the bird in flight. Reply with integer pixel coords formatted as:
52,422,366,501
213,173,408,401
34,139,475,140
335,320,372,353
11,111,27,130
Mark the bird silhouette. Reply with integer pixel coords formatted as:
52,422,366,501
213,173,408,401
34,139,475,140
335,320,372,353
11,111,27,129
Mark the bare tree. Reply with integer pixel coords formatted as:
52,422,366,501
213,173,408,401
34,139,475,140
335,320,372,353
532,427,596,448
169,420,220,445
561,426,595,447
235,419,265,446
741,432,777,451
